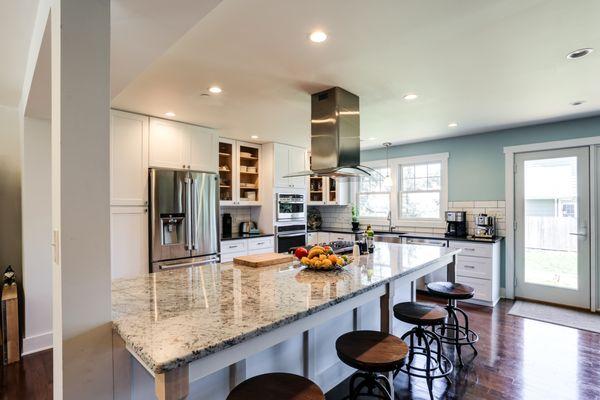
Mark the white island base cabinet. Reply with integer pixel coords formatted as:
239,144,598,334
125,279,416,400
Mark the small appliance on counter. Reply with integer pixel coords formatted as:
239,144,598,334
474,214,495,239
445,211,467,237
222,213,232,237
239,221,259,235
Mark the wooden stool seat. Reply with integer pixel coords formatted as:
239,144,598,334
427,281,475,300
226,373,324,400
335,330,408,373
393,302,447,326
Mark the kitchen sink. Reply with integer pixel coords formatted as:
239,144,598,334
373,232,406,244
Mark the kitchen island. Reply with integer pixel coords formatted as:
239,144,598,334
112,242,460,400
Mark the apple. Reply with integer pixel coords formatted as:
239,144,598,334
294,247,308,260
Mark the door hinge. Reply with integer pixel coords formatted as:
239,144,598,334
513,161,517,175
513,220,517,231
514,276,518,287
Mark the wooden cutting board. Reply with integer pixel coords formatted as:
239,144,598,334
233,253,294,267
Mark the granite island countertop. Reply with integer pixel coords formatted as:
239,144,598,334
112,242,460,374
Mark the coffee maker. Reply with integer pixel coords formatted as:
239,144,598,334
474,214,495,239
445,211,467,237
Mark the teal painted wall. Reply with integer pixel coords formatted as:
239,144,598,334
361,115,600,298
362,116,600,201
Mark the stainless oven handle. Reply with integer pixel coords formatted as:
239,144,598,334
277,232,306,238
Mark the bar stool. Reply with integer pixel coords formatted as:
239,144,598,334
336,330,408,400
393,302,453,400
426,281,479,366
226,373,324,400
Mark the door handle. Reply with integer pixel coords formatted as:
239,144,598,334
569,232,587,237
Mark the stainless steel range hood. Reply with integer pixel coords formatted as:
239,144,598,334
284,87,378,178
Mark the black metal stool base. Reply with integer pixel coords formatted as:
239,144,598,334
434,299,479,366
344,371,393,400
395,326,453,400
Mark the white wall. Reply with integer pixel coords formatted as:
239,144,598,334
21,116,52,354
0,105,23,312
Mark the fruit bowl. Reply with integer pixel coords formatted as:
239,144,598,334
294,245,352,271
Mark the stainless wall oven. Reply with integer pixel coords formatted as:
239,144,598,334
276,193,305,222
275,224,306,253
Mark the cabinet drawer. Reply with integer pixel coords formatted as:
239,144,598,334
248,248,273,256
456,255,493,280
248,237,274,251
449,241,492,258
221,250,247,263
455,276,492,302
221,239,248,254
330,233,353,242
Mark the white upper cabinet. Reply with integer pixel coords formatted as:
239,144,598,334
110,110,149,206
149,117,217,172
188,124,218,172
149,118,187,169
273,143,306,189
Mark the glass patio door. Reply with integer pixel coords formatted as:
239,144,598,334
515,147,590,308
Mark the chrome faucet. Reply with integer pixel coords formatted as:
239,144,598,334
387,211,395,232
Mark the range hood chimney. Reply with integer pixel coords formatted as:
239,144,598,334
284,87,378,178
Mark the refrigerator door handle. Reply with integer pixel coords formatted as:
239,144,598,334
191,178,197,251
185,177,192,250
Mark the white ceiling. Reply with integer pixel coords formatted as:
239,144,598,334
0,0,39,107
112,0,600,149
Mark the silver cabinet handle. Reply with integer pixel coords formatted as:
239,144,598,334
464,265,476,269
256,242,264,245
569,232,587,237
463,248,475,252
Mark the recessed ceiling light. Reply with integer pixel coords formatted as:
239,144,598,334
309,31,328,43
209,86,222,94
571,100,586,106
250,135,259,139
448,122,458,128
165,111,176,117
566,48,593,60
403,93,418,101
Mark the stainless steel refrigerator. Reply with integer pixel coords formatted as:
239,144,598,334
149,168,220,272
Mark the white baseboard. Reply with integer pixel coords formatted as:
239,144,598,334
22,331,53,356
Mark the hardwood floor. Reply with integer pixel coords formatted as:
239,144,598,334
1,298,599,399
327,297,600,400
0,349,52,400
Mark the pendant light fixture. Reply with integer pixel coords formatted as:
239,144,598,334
383,142,392,187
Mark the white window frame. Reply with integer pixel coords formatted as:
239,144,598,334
356,153,449,228
356,160,394,224
396,153,449,227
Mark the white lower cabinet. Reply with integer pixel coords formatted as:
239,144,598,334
110,206,148,279
449,240,501,306
329,233,353,242
307,232,318,246
317,232,330,244
220,236,275,262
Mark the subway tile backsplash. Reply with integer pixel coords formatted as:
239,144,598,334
312,200,507,238
220,206,252,235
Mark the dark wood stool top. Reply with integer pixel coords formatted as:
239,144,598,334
227,373,324,400
427,281,475,300
336,330,408,373
393,302,447,326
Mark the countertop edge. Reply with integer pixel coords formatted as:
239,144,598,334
114,249,460,374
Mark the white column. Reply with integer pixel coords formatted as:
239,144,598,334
51,0,112,399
